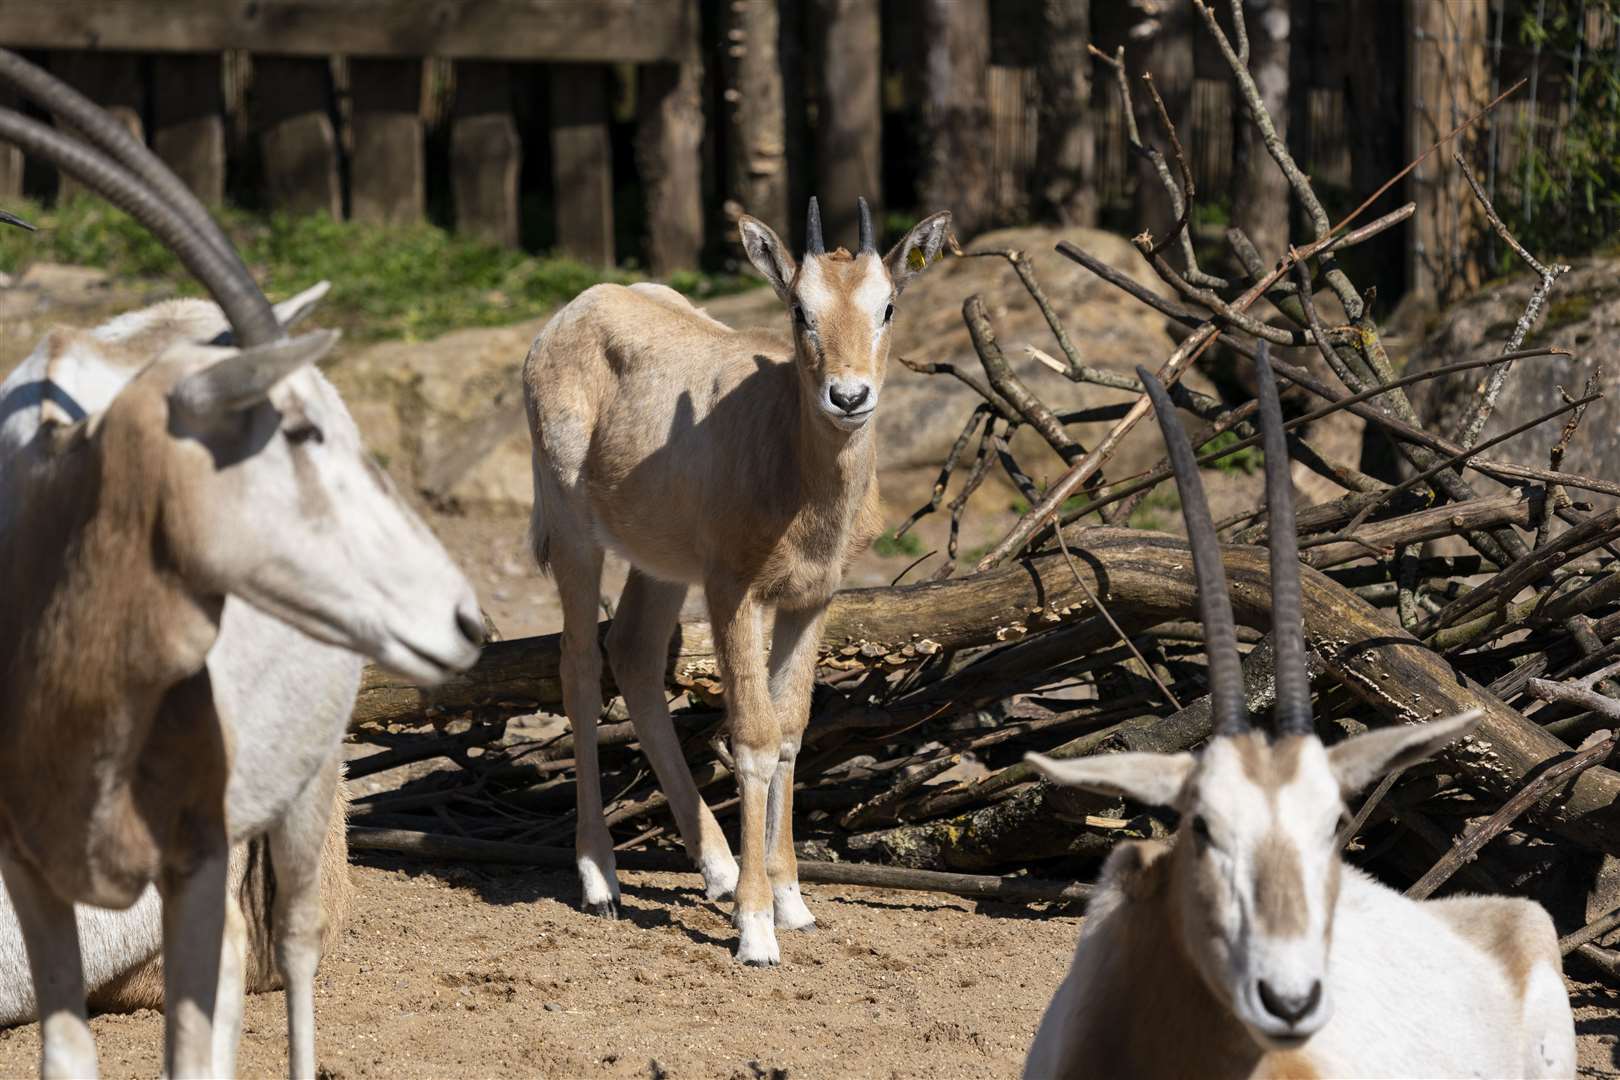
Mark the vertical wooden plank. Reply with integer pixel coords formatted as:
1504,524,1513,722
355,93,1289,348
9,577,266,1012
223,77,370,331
451,61,520,248
919,0,992,238
1033,0,1096,227
637,52,705,273
814,0,882,246
151,53,226,206
1406,0,1488,301
50,50,144,204
253,55,342,218
349,58,424,225
723,0,789,232
547,64,614,264
0,83,23,200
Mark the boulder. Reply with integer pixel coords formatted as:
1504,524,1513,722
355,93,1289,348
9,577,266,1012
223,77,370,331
1407,255,1620,507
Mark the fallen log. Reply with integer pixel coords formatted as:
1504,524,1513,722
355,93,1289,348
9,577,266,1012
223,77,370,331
348,825,1094,905
353,527,1620,855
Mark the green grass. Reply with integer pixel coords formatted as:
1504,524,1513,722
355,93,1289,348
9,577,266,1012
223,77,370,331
1009,493,1088,516
1198,429,1262,475
1128,486,1182,532
873,527,925,558
0,198,754,343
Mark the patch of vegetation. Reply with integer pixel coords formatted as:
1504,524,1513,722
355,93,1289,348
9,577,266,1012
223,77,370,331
0,198,754,343
1009,493,1088,517
1539,290,1599,333
873,527,925,558
1198,429,1262,475
1128,486,1182,532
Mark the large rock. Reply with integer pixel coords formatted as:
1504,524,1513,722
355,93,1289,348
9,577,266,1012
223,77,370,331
1408,255,1619,506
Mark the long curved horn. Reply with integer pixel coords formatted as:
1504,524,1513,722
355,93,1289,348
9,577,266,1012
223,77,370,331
0,208,33,230
857,196,874,253
0,109,276,342
1138,366,1248,736
1253,342,1312,736
805,195,824,256
0,48,279,346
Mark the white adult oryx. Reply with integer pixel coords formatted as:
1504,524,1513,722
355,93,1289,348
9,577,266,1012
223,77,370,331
1022,343,1575,1078
0,50,483,1079
524,197,950,964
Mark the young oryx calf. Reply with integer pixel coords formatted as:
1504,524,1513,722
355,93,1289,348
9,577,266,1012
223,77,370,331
0,51,483,1079
525,197,950,964
1022,343,1575,1079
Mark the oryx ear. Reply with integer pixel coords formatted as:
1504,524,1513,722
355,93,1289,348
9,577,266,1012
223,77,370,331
272,280,331,330
1327,710,1482,797
171,329,340,417
884,211,951,294
1026,750,1195,808
738,214,797,301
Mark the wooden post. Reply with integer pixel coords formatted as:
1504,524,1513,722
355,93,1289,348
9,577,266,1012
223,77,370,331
1406,0,1489,301
349,58,425,225
49,50,144,204
1231,0,1291,260
723,0,789,235
1343,0,1407,292
0,83,22,200
814,0,882,246
451,60,520,248
1124,0,1195,242
1034,0,1096,228
253,55,342,218
919,0,993,239
547,64,615,265
151,53,226,206
637,53,705,273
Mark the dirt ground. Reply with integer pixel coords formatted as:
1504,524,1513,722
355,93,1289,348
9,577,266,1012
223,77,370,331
0,859,1618,1078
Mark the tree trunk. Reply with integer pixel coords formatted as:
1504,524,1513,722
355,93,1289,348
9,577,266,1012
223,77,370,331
1231,0,1292,260
351,526,1620,862
814,0,883,247
1034,0,1096,227
1343,0,1407,294
918,0,993,238
724,0,790,237
1405,0,1489,301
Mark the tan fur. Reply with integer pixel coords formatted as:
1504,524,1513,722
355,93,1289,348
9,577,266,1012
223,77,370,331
86,777,353,1014
0,367,231,909
1254,831,1308,937
1431,894,1555,1001
526,208,949,961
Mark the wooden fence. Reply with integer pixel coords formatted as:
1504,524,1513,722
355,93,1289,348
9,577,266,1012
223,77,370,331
0,1,1606,296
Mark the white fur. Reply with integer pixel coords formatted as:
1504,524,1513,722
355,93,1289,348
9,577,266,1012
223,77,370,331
0,290,478,1078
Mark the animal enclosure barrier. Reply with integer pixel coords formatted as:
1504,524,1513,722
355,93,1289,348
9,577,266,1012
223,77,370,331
0,0,703,270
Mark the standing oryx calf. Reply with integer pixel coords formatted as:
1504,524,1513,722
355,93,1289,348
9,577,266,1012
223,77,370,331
0,49,483,1079
1021,343,1575,1079
524,197,949,964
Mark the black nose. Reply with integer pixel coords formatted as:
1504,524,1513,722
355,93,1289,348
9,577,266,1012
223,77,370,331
828,383,870,413
1257,979,1321,1025
457,607,488,648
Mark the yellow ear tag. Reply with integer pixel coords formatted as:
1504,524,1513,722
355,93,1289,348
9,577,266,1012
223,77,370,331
906,247,927,271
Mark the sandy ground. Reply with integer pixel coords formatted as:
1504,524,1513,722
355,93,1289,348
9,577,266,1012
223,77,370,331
0,859,1617,1078
0,861,1081,1079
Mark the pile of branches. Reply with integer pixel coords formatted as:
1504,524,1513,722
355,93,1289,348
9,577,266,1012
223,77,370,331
346,0,1620,975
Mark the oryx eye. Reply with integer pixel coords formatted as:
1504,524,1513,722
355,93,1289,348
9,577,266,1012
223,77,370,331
792,304,808,327
1190,814,1213,847
285,421,324,446
883,302,895,323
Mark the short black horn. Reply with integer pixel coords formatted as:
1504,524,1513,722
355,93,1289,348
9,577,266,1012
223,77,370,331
857,196,874,253
806,195,825,256
1254,342,1313,737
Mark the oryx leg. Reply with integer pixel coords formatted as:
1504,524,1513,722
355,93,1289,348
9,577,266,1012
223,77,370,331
159,836,229,1080
0,852,97,1079
270,758,340,1080
706,579,780,965
765,605,825,931
606,569,738,900
552,534,618,916
211,892,246,1079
